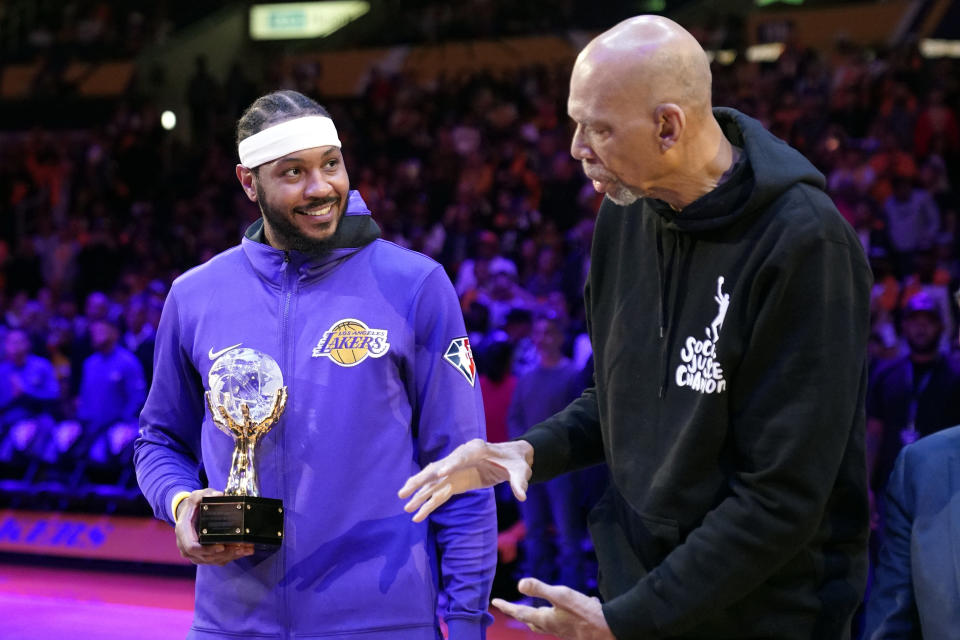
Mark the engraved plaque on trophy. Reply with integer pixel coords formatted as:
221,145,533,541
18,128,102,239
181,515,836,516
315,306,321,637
197,347,287,547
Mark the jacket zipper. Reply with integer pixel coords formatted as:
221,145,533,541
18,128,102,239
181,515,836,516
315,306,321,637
279,250,294,638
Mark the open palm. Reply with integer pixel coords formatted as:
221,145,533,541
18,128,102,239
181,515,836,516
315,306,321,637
399,438,533,522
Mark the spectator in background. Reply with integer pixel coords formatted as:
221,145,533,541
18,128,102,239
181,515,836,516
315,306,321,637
867,247,901,369
524,245,566,299
463,299,492,348
478,337,517,445
0,328,60,464
44,317,74,418
869,132,918,208
70,290,114,392
828,145,875,199
913,88,960,160
883,175,941,277
502,307,538,377
507,313,588,594
866,292,960,494
863,417,960,636
18,297,52,355
900,247,956,350
122,296,156,387
76,318,146,441
455,229,518,297
475,261,536,329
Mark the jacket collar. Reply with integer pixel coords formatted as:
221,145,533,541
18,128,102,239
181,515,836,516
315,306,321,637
241,190,381,285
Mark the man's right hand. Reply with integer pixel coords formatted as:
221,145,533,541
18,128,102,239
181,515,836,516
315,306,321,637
398,438,534,522
175,488,255,565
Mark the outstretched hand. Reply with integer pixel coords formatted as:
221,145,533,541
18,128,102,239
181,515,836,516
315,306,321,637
492,578,615,640
398,438,534,522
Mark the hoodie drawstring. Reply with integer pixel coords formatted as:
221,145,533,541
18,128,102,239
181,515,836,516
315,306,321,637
656,230,667,399
656,228,691,399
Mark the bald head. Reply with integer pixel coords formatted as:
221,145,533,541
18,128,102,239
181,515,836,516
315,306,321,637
576,16,712,119
567,16,730,209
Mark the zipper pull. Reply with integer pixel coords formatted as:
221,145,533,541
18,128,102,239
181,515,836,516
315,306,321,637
283,251,290,263
659,325,664,339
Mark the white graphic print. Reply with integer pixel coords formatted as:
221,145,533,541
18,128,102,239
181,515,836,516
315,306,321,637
710,276,729,342
675,276,728,395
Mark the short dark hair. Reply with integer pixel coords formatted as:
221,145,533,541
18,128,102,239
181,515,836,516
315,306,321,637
235,90,332,146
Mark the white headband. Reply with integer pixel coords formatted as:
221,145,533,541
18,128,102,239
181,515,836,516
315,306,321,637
238,115,342,168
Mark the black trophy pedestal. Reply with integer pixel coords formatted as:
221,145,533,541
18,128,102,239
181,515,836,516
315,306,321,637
196,495,284,547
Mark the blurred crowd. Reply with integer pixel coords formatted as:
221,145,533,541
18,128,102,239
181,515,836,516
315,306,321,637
0,0,640,65
0,0,233,64
0,19,959,603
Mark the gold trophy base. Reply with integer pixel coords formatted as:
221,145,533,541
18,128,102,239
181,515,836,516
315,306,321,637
196,495,284,547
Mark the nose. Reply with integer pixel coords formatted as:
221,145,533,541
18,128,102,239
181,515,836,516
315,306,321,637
570,124,593,161
303,168,333,199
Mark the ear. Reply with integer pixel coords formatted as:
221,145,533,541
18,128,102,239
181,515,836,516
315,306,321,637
654,104,685,152
236,164,259,202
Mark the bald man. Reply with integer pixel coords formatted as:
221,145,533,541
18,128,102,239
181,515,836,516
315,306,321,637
400,16,871,640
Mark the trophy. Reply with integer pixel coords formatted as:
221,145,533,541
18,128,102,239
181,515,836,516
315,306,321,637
197,347,287,547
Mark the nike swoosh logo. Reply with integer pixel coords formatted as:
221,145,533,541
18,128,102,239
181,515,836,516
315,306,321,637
208,343,242,360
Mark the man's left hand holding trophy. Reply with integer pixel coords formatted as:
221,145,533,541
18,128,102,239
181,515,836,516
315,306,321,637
175,487,255,565
173,347,287,564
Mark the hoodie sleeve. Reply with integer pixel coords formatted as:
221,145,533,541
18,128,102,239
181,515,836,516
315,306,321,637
409,265,496,638
134,287,206,525
602,204,872,638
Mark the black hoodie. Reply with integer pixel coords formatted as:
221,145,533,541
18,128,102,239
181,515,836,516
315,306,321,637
521,108,872,639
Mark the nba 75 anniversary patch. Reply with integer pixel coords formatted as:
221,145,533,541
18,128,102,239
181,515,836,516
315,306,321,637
443,336,476,386
312,318,390,367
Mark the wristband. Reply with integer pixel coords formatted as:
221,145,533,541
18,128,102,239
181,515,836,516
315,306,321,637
171,491,192,522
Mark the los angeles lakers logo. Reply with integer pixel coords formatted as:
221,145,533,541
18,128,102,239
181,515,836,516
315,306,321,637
312,318,390,367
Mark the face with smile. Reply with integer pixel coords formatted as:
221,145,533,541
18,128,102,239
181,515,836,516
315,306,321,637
237,145,349,253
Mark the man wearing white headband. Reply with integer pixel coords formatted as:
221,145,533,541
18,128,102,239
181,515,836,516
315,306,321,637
135,90,496,639
236,102,347,253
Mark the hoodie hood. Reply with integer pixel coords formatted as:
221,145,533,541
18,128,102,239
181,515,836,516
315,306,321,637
653,107,826,233
241,189,381,284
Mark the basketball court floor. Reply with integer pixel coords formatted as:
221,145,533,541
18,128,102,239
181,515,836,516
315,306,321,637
0,562,555,639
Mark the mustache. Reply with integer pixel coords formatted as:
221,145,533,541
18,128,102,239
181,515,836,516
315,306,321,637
582,163,616,182
293,197,339,214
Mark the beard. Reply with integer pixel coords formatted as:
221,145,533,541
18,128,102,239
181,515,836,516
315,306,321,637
604,181,643,206
583,163,643,206
255,182,342,255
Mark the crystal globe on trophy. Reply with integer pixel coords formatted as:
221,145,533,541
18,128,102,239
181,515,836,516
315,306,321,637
197,347,287,547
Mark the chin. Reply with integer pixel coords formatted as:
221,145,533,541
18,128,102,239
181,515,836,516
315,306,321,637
606,185,642,206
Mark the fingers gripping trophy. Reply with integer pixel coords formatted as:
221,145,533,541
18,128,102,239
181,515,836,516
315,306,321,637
198,348,288,547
